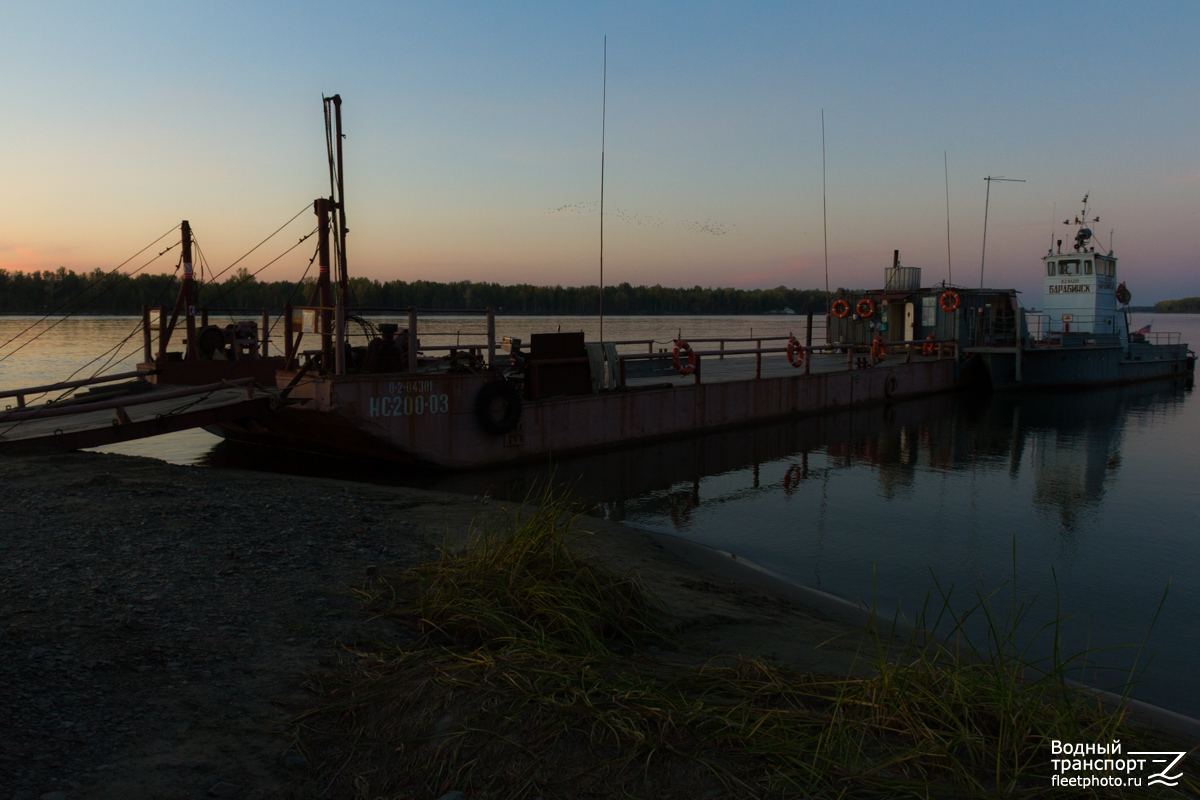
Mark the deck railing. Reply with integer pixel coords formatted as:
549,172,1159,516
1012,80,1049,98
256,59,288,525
282,305,497,374
0,370,155,410
0,377,256,423
1135,331,1182,346
139,304,956,389
617,338,957,387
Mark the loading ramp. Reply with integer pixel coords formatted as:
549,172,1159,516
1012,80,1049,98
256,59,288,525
0,373,273,453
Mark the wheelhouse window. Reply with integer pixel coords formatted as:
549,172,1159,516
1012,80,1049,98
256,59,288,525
1047,262,1055,277
1084,260,1093,275
1059,259,1080,275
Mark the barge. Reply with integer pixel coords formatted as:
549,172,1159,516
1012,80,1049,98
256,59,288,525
131,96,966,467
15,100,1185,467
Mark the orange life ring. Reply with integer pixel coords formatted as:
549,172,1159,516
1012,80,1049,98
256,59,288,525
786,336,804,368
940,290,960,312
922,334,935,356
871,335,886,362
856,298,875,318
672,340,696,376
782,464,802,493
831,299,850,319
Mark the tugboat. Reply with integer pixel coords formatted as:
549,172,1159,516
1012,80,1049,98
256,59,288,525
966,195,1193,389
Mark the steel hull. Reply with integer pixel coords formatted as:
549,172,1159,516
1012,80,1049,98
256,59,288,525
211,359,961,468
974,345,1193,390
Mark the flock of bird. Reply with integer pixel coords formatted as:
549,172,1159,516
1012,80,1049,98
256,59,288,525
548,201,732,237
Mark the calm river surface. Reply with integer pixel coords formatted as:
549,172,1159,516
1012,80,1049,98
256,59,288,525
2,313,1197,716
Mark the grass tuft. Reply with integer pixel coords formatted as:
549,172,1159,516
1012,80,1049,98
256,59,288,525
288,491,1196,799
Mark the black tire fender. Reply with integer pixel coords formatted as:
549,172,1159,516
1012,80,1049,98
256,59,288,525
475,379,522,435
884,374,899,398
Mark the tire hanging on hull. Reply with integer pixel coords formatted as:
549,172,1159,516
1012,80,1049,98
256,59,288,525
475,379,523,435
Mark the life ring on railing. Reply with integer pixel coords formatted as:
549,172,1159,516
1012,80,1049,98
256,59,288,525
672,340,696,376
940,290,960,312
922,334,936,356
475,379,522,435
1116,282,1132,305
786,336,804,368
856,298,875,318
871,335,886,362
831,299,850,319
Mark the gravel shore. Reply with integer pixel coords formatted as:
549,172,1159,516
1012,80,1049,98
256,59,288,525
0,450,873,800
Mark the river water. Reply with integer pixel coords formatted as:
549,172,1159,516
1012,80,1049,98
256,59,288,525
2,313,1197,717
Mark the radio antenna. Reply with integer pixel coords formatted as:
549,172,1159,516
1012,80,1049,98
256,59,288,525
944,151,952,285
1049,202,1057,253
980,175,1025,289
599,36,607,343
821,110,829,314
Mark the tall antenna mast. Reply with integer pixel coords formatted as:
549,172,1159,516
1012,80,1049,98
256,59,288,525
333,95,348,305
1049,202,1056,253
599,36,607,343
979,175,1025,289
944,151,952,285
323,94,349,305
821,110,829,314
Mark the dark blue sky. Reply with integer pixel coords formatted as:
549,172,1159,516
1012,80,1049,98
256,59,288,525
2,1,1197,302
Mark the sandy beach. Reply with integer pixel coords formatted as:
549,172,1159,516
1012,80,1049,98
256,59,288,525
0,450,883,800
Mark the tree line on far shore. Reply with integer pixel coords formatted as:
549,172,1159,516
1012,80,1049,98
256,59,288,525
0,267,832,316
1153,297,1200,313
6,266,1198,316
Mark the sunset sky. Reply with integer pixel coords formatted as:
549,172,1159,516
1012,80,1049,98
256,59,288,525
2,1,1198,303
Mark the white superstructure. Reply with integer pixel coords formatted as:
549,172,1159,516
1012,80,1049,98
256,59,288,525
1035,195,1129,343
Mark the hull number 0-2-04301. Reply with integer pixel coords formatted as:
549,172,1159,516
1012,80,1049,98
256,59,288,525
369,393,450,418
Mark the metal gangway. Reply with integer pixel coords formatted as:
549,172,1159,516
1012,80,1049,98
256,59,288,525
0,371,272,452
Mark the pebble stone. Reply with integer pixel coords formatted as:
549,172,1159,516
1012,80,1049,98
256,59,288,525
0,450,458,799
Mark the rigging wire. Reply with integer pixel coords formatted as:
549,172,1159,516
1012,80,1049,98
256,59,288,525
201,228,319,313
265,240,323,353
0,223,180,356
200,204,313,286
0,241,181,367
1,211,320,439
191,233,211,295
5,256,188,420
53,265,185,399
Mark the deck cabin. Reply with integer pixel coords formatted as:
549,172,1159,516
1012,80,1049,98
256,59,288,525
824,213,1190,389
827,251,1021,352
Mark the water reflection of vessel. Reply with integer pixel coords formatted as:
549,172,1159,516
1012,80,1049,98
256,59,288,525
568,379,1185,533
202,391,962,509
556,382,1176,526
